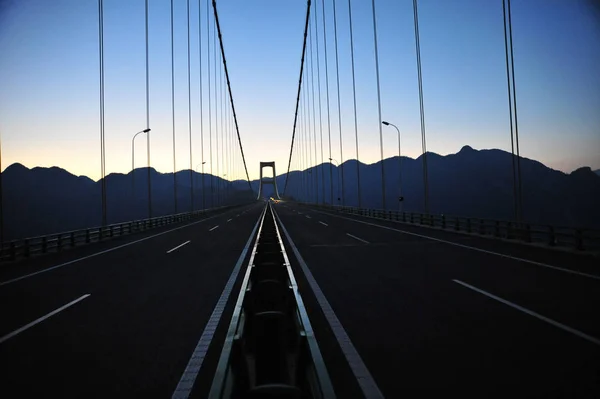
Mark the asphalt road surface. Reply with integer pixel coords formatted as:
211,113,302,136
273,201,600,399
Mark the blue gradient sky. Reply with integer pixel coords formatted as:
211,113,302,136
1,0,599,181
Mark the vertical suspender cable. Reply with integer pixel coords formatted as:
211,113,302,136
145,0,152,219
305,67,313,202
220,54,225,202
309,22,319,204
347,0,361,208
212,1,253,194
314,2,326,204
283,0,311,196
412,0,429,214
507,0,523,223
502,0,518,223
332,0,345,206
198,0,205,211
214,19,220,206
207,0,213,207
171,0,177,213
98,0,107,226
371,0,386,210
321,0,334,206
187,0,194,211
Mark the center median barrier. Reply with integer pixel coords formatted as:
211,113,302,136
209,203,335,399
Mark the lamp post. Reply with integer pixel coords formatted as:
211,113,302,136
132,128,151,214
382,121,403,212
328,158,341,206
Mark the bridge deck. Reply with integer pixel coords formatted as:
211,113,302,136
0,202,598,398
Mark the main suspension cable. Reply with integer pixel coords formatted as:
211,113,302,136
212,0,253,193
283,0,312,196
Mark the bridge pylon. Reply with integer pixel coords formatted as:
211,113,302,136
257,162,281,200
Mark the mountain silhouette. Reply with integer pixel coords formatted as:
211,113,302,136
2,145,599,240
594,169,600,176
276,145,600,230
1,164,254,240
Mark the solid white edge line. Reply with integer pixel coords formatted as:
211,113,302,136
171,206,266,399
209,225,219,231
319,221,328,227
306,215,312,219
274,210,384,399
346,233,370,244
227,219,232,222
311,209,600,281
0,205,254,287
453,279,600,346
0,294,91,344
166,240,191,254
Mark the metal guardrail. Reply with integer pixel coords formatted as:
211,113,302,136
0,204,241,263
209,203,335,398
300,203,600,253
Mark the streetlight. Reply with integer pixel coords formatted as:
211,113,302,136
329,158,341,206
382,121,403,212
131,128,151,210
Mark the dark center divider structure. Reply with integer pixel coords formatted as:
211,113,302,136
209,203,335,398
0,202,255,263
295,202,600,254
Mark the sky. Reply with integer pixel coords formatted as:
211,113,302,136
1,0,599,182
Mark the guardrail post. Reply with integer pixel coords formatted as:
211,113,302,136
119,224,124,236
10,242,16,261
86,229,91,243
467,218,472,233
129,222,133,234
42,236,48,253
575,229,583,251
109,226,114,238
410,213,414,224
479,219,484,235
71,232,76,247
507,222,513,239
495,221,500,237
419,214,423,224
57,235,62,252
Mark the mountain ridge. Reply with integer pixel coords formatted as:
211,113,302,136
2,145,599,239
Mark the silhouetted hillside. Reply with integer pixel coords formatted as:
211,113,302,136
594,169,600,176
3,146,599,240
279,146,600,229
1,165,254,240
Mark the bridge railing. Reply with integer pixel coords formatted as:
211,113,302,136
0,205,236,263
301,203,600,253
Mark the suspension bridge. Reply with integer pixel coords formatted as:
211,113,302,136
0,0,599,398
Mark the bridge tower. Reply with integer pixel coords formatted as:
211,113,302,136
257,162,281,200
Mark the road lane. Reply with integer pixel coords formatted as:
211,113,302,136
0,204,264,397
0,203,258,285
275,202,600,398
